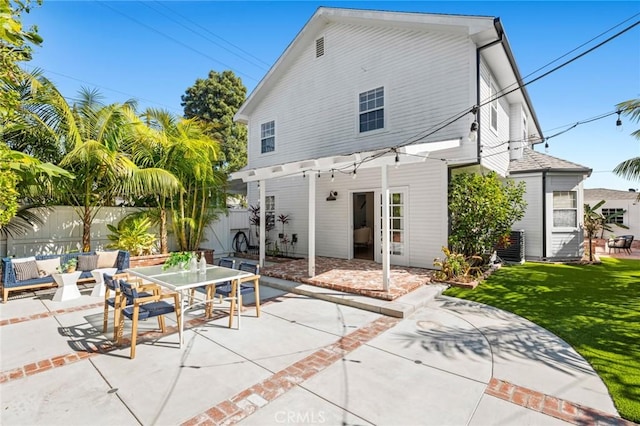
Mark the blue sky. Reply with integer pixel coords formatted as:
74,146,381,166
21,1,640,191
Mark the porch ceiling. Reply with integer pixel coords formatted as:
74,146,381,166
230,138,461,183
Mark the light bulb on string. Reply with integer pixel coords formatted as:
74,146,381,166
616,111,623,132
331,169,335,182
394,150,399,169
544,140,549,153
352,163,357,179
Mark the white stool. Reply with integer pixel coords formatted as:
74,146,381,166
90,268,118,297
52,271,83,302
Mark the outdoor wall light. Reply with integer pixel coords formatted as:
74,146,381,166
326,191,338,201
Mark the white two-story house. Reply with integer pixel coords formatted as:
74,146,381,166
231,7,590,284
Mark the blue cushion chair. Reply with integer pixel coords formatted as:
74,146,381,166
116,280,181,359
102,272,157,341
189,258,236,318
215,262,261,328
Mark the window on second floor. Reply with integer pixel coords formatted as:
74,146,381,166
261,121,275,153
553,191,577,228
490,80,498,131
602,208,625,225
522,114,528,141
359,87,384,133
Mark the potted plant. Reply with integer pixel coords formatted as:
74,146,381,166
162,252,195,271
57,258,78,273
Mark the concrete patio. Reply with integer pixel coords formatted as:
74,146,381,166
0,272,630,426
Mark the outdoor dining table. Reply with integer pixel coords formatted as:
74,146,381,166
126,264,255,347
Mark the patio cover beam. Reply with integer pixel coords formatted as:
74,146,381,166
381,164,390,291
308,172,316,277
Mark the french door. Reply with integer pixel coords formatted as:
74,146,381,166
375,188,408,265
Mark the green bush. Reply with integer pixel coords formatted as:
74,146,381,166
107,217,157,256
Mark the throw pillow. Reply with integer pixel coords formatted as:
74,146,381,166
96,250,119,269
35,258,61,277
77,255,98,271
13,259,40,281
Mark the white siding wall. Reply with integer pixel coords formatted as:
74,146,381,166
546,174,585,259
511,174,543,259
479,59,510,176
247,22,476,170
248,161,448,268
583,195,640,239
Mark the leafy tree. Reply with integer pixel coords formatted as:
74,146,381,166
613,99,640,183
0,0,42,122
181,70,247,173
448,171,527,259
0,141,72,233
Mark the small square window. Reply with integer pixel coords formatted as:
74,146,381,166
261,121,275,153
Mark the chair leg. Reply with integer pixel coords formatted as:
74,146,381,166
117,313,125,346
130,307,139,359
103,303,109,333
254,279,260,318
157,315,166,332
228,282,237,329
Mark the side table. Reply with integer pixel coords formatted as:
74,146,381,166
52,271,83,302
90,268,118,297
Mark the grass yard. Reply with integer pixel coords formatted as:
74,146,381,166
443,257,640,422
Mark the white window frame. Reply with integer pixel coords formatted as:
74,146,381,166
553,191,577,228
358,86,385,133
260,120,275,154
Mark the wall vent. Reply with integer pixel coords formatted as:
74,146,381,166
315,37,325,58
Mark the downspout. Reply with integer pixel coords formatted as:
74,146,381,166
542,169,548,259
476,19,504,161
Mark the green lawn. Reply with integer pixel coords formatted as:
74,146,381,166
443,257,640,422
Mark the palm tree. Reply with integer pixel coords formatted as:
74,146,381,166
613,99,640,184
15,78,181,251
128,109,226,252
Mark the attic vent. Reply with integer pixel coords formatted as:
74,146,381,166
315,37,325,58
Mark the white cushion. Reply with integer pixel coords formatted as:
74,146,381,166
35,258,61,277
12,256,36,264
96,250,119,269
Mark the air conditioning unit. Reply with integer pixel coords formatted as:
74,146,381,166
496,230,525,264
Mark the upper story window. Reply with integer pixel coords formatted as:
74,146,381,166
359,87,384,133
261,121,275,153
553,191,577,227
490,79,498,131
602,208,625,225
522,114,528,141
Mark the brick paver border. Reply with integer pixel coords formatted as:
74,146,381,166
486,378,634,426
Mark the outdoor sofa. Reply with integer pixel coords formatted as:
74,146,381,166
1,250,130,303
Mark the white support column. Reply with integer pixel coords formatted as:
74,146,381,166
308,172,316,277
381,165,390,291
259,180,266,268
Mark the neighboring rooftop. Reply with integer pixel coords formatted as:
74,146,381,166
584,188,640,200
508,148,592,175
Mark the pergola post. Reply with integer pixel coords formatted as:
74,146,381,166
308,172,316,277
381,165,390,291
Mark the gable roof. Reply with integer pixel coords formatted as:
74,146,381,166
508,148,592,175
584,188,640,201
234,7,542,140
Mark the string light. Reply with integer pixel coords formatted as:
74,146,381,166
394,150,399,169
302,171,306,178
616,110,623,132
352,163,357,179
331,169,335,182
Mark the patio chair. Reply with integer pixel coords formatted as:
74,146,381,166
116,280,181,359
189,258,236,317
215,262,260,328
102,272,158,341
608,235,634,254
